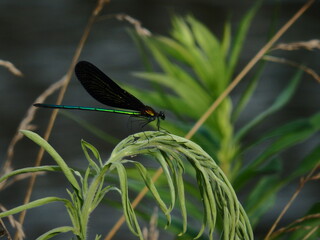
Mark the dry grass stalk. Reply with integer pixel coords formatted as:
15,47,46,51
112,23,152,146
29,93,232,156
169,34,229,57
0,218,12,240
142,208,159,240
14,1,110,239
0,172,44,192
302,226,319,240
0,60,23,77
98,13,151,36
94,0,110,15
263,55,320,83
0,205,24,240
1,76,66,190
115,14,151,36
270,213,320,238
265,163,320,239
272,39,320,51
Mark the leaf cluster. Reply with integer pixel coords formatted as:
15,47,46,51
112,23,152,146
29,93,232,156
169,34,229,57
0,130,254,240
122,8,319,239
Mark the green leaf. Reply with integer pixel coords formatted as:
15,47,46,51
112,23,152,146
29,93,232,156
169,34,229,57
81,139,102,170
115,163,143,238
256,156,283,175
133,72,210,110
80,164,110,233
287,144,320,182
0,197,69,218
242,112,320,155
0,165,61,183
242,145,319,231
82,167,91,195
65,190,81,232
129,160,172,225
142,17,228,94
20,130,81,192
232,62,265,122
108,131,253,239
36,226,74,240
91,185,116,211
174,160,187,235
245,176,281,226
187,16,227,91
235,112,320,189
153,152,176,212
145,37,212,96
235,70,302,141
221,22,231,58
171,16,195,47
95,234,102,240
228,1,261,79
152,36,195,65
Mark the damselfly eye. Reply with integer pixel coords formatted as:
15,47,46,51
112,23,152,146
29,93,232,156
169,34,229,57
159,111,166,120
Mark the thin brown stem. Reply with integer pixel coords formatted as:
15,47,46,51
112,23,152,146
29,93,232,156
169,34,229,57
0,60,23,77
270,213,320,238
0,218,12,240
271,39,320,51
13,1,110,240
1,77,65,189
302,226,319,240
98,13,151,36
264,163,320,240
263,55,320,83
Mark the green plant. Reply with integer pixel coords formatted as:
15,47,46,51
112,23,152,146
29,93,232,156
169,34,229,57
121,11,319,240
2,2,319,240
0,130,253,240
128,12,259,177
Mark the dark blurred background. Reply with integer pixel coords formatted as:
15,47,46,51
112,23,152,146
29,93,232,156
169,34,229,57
0,0,319,239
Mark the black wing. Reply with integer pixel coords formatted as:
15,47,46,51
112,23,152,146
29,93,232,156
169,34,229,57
75,61,146,111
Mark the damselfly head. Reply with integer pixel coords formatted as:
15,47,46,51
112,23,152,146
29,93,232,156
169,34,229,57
159,111,165,120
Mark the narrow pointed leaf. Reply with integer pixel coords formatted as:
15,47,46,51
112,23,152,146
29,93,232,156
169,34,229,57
20,130,80,191
36,226,74,240
236,70,302,141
